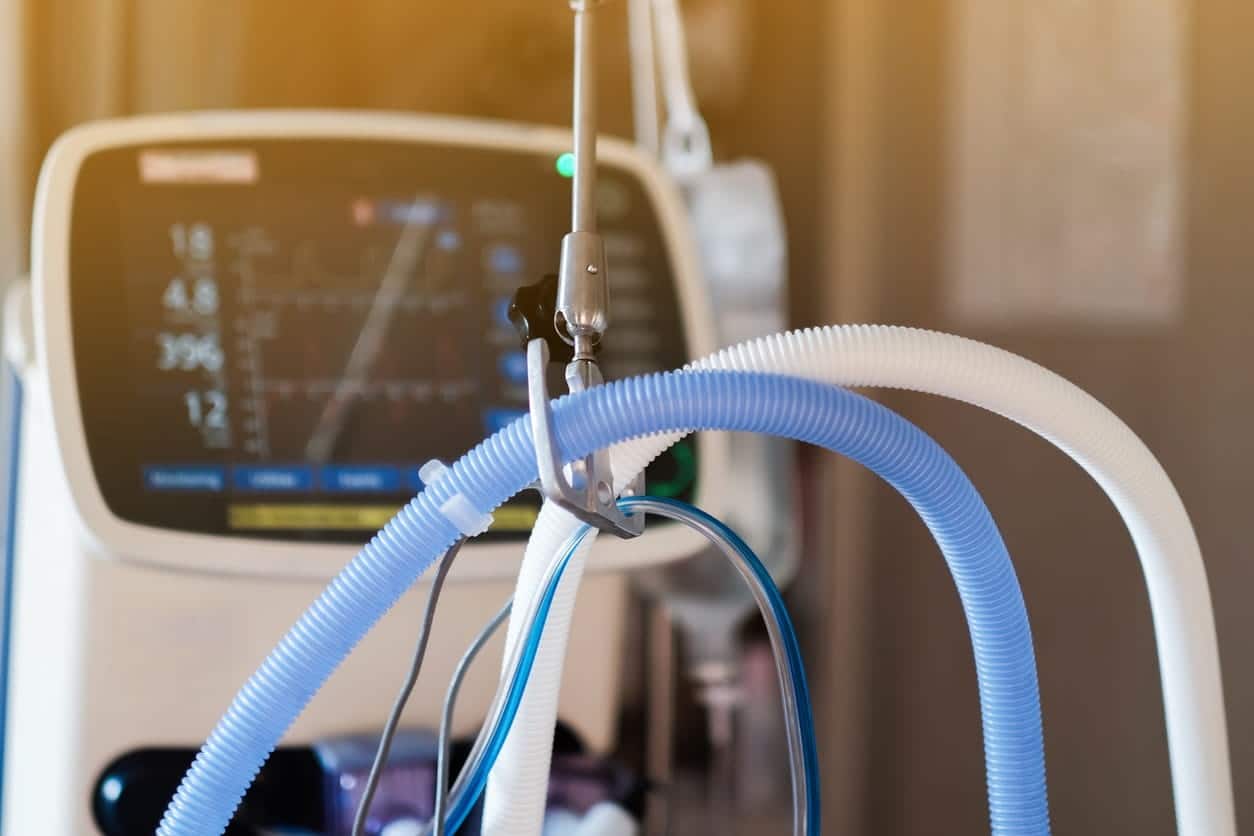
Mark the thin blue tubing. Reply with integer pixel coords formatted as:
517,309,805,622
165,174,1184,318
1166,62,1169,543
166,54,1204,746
439,496,819,835
157,370,1049,835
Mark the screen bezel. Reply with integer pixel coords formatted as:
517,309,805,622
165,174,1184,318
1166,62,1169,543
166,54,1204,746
32,111,726,581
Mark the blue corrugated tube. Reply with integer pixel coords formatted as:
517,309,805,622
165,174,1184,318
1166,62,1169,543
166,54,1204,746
157,370,1049,836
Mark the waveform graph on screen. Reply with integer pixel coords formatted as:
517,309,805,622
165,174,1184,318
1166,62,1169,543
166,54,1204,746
225,219,482,468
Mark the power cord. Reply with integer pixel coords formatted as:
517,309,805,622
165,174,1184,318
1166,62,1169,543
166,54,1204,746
350,538,467,836
433,596,513,836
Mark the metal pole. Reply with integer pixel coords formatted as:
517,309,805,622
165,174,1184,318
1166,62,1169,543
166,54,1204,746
556,0,611,362
571,0,599,234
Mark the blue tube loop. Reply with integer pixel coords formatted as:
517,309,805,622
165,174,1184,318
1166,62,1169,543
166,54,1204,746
440,496,820,836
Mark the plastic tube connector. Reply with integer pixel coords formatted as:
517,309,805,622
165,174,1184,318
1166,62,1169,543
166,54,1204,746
422,459,494,537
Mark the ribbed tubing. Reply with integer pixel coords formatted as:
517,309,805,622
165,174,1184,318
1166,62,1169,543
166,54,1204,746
707,325,1231,836
490,325,1229,836
157,370,1047,836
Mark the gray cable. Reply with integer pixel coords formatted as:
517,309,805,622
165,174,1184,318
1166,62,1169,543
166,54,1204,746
422,497,812,836
415,539,564,836
433,596,513,836
351,538,467,836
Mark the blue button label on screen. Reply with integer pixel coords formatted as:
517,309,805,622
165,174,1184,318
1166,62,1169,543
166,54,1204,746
485,244,523,274
144,466,225,492
321,466,401,493
233,466,313,492
436,229,463,251
483,408,528,434
498,351,528,384
493,297,514,329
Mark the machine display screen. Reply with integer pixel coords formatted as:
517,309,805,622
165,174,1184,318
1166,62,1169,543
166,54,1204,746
69,138,696,542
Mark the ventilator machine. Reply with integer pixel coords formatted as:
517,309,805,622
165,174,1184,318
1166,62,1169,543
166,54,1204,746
0,1,1236,834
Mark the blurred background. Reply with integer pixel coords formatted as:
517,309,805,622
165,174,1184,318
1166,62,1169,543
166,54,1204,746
1,0,1251,833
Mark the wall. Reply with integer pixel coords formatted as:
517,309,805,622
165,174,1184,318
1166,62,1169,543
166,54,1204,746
853,0,1254,833
0,0,22,284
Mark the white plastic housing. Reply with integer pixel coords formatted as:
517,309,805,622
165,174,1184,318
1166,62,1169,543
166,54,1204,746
2,111,725,835
31,110,725,582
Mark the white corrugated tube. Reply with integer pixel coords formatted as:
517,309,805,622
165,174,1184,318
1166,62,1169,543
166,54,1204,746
482,324,1233,836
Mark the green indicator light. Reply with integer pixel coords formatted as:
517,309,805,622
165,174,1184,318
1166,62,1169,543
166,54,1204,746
647,439,697,498
555,152,576,178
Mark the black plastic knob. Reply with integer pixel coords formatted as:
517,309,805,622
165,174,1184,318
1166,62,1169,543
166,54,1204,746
508,274,576,363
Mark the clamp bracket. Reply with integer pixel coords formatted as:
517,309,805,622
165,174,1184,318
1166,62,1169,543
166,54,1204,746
527,338,644,538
